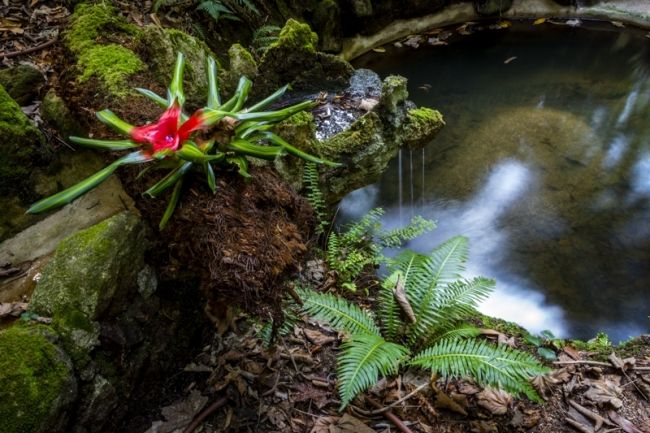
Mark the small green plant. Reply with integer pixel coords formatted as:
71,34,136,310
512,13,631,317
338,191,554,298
154,0,259,23
299,235,549,409
572,331,612,352
303,162,328,235
28,52,338,229
326,208,435,291
251,25,281,54
524,330,564,361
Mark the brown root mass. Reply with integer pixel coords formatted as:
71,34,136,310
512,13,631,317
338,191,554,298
124,165,314,316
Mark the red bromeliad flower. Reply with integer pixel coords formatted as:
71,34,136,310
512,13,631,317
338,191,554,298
130,100,205,153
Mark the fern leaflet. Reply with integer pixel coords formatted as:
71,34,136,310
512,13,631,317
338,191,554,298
338,333,409,409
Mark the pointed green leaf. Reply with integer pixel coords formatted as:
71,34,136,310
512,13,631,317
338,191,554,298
228,139,284,160
69,136,140,150
177,142,226,163
206,56,220,108
228,156,251,178
262,132,341,167
27,151,150,214
144,161,192,198
232,76,252,112
233,100,314,122
135,87,168,108
169,52,186,106
159,177,183,230
204,162,216,193
245,84,288,113
96,110,134,135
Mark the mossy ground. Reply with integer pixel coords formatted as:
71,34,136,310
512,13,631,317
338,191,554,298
0,325,73,433
269,18,319,53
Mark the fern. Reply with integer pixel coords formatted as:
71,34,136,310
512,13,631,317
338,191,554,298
252,25,281,54
300,232,548,409
297,287,381,336
410,338,548,402
303,162,328,235
197,0,239,22
338,333,410,409
379,215,436,248
226,0,259,15
260,306,300,347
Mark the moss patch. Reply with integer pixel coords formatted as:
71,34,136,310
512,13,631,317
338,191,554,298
0,325,76,433
402,107,445,149
64,2,143,97
270,18,318,52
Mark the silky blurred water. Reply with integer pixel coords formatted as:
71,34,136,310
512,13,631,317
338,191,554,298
344,22,650,342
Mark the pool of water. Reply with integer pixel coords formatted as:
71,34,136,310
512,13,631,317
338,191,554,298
344,22,650,342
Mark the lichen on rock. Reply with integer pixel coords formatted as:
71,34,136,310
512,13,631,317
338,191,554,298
0,325,77,433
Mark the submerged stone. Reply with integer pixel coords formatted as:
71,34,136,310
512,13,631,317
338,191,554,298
0,325,77,433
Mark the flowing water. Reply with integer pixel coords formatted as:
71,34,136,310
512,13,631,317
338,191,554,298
344,22,650,342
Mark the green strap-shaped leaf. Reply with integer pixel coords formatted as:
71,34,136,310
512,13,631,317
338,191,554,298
200,109,231,126
27,151,150,214
227,139,284,160
206,56,220,108
235,121,272,138
262,132,341,167
144,161,193,198
233,100,314,122
69,136,140,150
135,87,168,108
245,84,288,113
169,52,186,106
231,76,252,112
228,156,251,178
177,143,225,163
159,177,184,230
96,110,134,135
204,162,216,193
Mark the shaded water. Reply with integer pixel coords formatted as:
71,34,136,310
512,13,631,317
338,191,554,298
344,23,650,342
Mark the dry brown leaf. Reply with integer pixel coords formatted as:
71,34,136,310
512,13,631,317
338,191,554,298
563,345,581,360
532,368,571,398
533,17,547,25
476,387,512,415
458,381,481,395
371,47,385,53
608,410,645,433
394,274,416,323
611,21,625,28
583,378,623,409
470,420,498,433
303,328,336,346
311,414,374,433
608,352,636,372
404,36,422,48
434,388,468,415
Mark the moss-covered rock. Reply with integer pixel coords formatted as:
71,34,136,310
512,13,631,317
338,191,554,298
41,89,84,138
379,75,409,113
313,0,343,52
228,43,257,79
402,107,445,149
0,325,77,433
255,19,354,96
0,65,44,106
29,211,148,321
0,84,47,199
273,111,320,190
140,25,218,102
474,0,514,16
64,2,143,97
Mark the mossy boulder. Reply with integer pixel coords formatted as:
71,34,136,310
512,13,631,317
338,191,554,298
273,111,320,190
41,89,84,138
0,84,47,199
255,19,354,96
0,325,77,433
379,75,409,114
140,25,219,102
64,2,144,97
30,211,148,321
313,0,343,52
402,107,445,149
0,65,44,106
228,43,257,80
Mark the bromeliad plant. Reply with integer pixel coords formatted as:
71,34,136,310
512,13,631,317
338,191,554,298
28,52,338,228
298,235,549,409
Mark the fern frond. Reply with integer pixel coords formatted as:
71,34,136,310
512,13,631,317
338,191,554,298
341,208,384,244
432,323,482,342
153,0,186,12
379,215,436,248
260,307,301,347
229,0,259,14
197,0,235,21
338,333,409,409
297,288,381,336
436,277,494,326
410,338,549,401
378,271,401,341
303,162,328,235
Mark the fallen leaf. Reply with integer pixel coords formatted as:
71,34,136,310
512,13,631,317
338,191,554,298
404,35,422,48
311,414,375,433
504,56,517,64
371,47,385,53
533,17,547,25
583,378,623,409
566,19,582,27
531,368,570,399
611,21,625,28
562,345,581,360
394,274,416,323
608,410,644,433
303,328,336,346
145,390,208,433
427,37,448,46
470,420,498,433
476,387,512,415
458,381,481,395
434,388,468,415
608,352,635,372
498,20,512,29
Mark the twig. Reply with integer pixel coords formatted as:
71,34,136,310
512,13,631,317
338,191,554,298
367,397,414,433
568,400,613,430
181,396,228,433
354,383,429,416
0,38,57,59
565,417,595,433
554,360,612,367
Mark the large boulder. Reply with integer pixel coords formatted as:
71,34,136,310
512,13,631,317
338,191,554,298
0,325,77,433
0,65,45,106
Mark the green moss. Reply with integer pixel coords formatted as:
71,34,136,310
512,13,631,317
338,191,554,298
41,90,84,138
77,44,144,96
65,2,139,54
0,84,45,196
402,107,445,149
228,43,257,78
380,75,408,112
64,2,143,97
0,325,74,433
271,19,319,52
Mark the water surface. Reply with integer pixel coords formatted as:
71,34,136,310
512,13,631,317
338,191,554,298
345,23,650,342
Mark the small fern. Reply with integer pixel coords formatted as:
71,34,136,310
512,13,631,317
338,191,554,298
326,208,435,292
197,0,239,22
252,25,281,54
303,162,328,235
300,234,549,409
